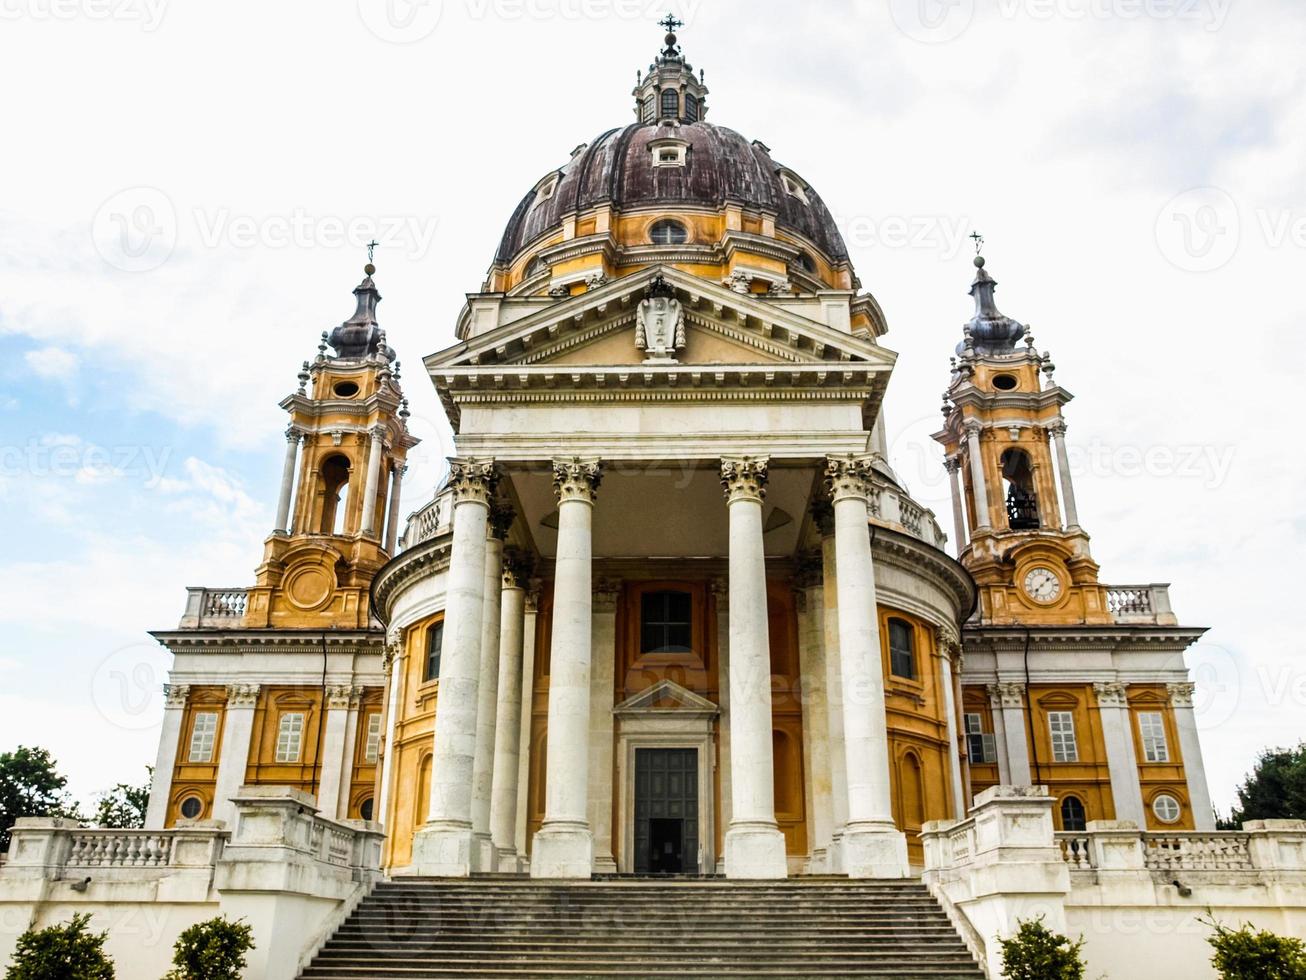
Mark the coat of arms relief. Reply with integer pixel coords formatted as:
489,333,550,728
635,283,687,363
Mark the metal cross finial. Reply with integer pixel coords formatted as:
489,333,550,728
366,240,380,264
659,13,684,33
970,231,985,256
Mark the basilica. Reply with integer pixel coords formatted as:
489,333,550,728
144,24,1212,884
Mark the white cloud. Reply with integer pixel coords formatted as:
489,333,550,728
24,346,79,383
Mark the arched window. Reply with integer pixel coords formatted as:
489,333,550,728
649,219,689,245
424,621,444,682
320,454,352,534
359,797,375,821
1001,448,1040,530
684,93,699,122
661,89,679,118
887,618,916,680
640,590,693,653
796,252,817,274
525,256,548,279
1060,795,1087,832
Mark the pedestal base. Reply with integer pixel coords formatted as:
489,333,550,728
530,823,593,879
843,823,910,878
407,823,475,877
473,833,496,873
495,846,525,874
724,822,788,879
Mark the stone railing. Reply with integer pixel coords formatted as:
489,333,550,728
3,818,228,877
868,475,949,551
1056,822,1306,874
400,488,452,551
1104,584,1178,626
178,587,250,628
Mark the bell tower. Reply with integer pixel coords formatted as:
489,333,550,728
242,261,420,629
933,253,1112,626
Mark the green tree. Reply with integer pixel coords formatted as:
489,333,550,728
1229,744,1306,825
163,917,255,980
3,913,115,980
93,768,152,829
1205,916,1306,980
999,917,1086,980
0,746,84,851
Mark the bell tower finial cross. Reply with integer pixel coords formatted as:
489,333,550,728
659,12,683,33
970,231,985,256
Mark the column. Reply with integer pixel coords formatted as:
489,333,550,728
531,457,602,879
360,425,387,537
712,577,732,874
588,579,621,873
794,557,832,871
317,685,357,821
812,499,848,872
145,684,189,829
384,463,407,553
377,633,405,830
515,584,540,857
212,684,260,827
274,427,302,535
990,682,1032,785
1169,682,1216,830
825,454,908,878
471,503,511,871
1048,420,1080,529
720,456,787,879
1094,681,1145,825
964,421,991,531
937,630,968,820
490,552,530,870
944,455,968,554
411,458,496,876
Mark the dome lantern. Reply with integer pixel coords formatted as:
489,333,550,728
633,14,709,124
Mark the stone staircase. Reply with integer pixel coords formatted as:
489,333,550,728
299,877,983,979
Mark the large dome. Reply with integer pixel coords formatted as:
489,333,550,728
494,120,850,265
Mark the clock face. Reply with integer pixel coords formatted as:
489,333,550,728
1023,566,1063,603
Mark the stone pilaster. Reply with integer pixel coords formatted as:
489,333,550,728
588,577,621,873
1168,681,1215,830
989,682,1032,785
471,502,513,871
490,550,531,870
213,683,260,828
145,683,190,829
1094,681,1145,826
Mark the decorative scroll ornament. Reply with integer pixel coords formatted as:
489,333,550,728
447,458,499,506
988,681,1026,709
226,683,261,708
164,683,191,708
934,623,963,663
720,455,769,503
326,684,361,710
824,453,877,502
1167,681,1196,708
553,457,603,504
636,284,687,362
1093,680,1129,708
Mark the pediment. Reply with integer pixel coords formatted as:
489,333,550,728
614,679,719,716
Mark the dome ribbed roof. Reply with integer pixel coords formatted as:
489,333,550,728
494,121,849,264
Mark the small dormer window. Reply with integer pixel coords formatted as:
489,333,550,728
649,219,689,245
534,174,559,204
525,256,548,279
779,170,809,204
651,141,688,168
661,89,679,118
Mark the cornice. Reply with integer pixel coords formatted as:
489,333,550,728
370,535,454,625
150,630,384,653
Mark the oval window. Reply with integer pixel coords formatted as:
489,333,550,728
179,796,203,820
333,381,360,398
649,220,689,246
1152,793,1182,824
992,374,1018,391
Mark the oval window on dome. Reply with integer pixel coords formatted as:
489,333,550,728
649,220,689,246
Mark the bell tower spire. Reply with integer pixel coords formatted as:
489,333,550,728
933,250,1109,626
633,13,709,124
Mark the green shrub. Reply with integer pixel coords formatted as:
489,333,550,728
1205,916,1306,980
3,913,114,980
999,916,1086,980
163,916,254,980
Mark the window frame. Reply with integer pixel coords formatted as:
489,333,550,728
363,711,383,765
1151,793,1182,824
886,617,917,680
639,589,694,655
1048,710,1079,763
1138,710,1170,763
275,711,305,764
424,621,444,683
1060,794,1087,831
964,712,998,764
187,711,219,763
648,219,689,246
660,88,679,118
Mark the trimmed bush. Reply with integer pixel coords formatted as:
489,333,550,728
3,913,115,980
163,917,254,980
1205,916,1306,980
999,916,1086,980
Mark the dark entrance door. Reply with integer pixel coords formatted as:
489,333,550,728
634,748,698,874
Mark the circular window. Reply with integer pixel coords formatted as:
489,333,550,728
1152,793,1182,824
333,381,360,398
992,374,1018,391
179,796,203,820
359,798,375,822
649,219,689,246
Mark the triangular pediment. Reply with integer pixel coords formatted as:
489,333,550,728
613,679,719,716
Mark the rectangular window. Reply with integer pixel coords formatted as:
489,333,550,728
1138,711,1170,763
640,591,693,654
187,711,218,763
363,712,382,765
275,712,305,763
888,619,916,680
964,712,998,764
425,622,444,682
1048,711,1079,763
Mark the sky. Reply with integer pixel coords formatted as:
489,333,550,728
0,0,1303,818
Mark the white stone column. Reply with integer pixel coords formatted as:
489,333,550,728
588,579,620,873
471,504,510,871
713,577,732,873
274,427,302,535
490,553,530,871
1094,681,1146,826
212,684,260,828
795,559,832,871
411,458,496,876
317,685,357,820
515,585,540,857
720,456,788,879
377,634,405,829
1169,682,1216,830
813,504,849,873
825,454,908,878
965,421,991,531
145,684,189,829
990,682,1032,785
384,463,407,554
937,631,968,820
1048,420,1080,529
944,455,968,554
360,425,387,537
531,458,602,879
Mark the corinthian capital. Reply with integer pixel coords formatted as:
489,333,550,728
164,683,191,708
502,548,534,589
226,683,261,708
963,419,985,439
488,501,516,541
1047,419,1068,439
447,457,499,506
824,453,876,502
988,681,1026,709
553,457,602,504
1093,681,1129,708
1167,681,1196,708
720,456,769,504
